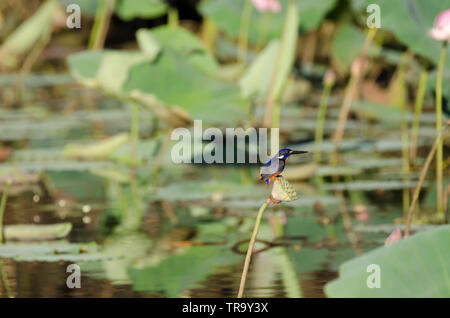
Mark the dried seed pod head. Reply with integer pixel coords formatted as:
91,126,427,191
323,68,336,86
269,177,298,204
430,9,450,42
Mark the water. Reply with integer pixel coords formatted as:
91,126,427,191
0,190,398,298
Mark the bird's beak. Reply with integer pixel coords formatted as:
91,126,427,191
290,150,308,155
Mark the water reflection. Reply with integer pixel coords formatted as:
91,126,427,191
0,180,401,298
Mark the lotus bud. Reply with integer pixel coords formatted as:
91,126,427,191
251,0,282,13
354,204,370,223
323,68,336,86
350,57,367,77
385,227,402,246
269,176,298,204
5,173,13,186
430,9,450,42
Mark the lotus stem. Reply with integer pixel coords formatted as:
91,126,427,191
18,28,51,81
345,175,364,205
0,260,13,298
330,28,376,165
334,186,363,256
435,43,447,216
314,71,334,192
330,74,358,165
410,65,428,163
238,199,270,298
237,0,253,64
130,178,142,230
88,0,115,50
0,176,12,244
201,18,217,53
255,12,272,51
130,101,140,168
301,30,317,67
399,53,410,216
314,76,334,164
168,7,179,27
263,58,281,128
272,99,282,129
263,0,298,129
152,129,174,181
405,122,448,237
14,28,51,105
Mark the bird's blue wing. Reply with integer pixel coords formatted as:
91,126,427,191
263,157,273,167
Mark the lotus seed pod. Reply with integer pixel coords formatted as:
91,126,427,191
269,177,298,204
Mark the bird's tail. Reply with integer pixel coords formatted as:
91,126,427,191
260,174,270,185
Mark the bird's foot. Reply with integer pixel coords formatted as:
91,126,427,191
270,175,282,182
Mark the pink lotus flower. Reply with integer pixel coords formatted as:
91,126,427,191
430,9,450,42
385,227,402,246
251,0,282,13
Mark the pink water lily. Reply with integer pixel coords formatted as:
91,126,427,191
251,0,282,13
385,227,402,246
430,9,450,42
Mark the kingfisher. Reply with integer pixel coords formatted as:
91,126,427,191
260,148,308,184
